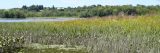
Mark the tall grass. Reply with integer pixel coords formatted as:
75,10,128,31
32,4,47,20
0,16,160,53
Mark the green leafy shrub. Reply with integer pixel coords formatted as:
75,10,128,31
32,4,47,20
1,11,26,18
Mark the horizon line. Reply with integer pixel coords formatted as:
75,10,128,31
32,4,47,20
1,4,160,9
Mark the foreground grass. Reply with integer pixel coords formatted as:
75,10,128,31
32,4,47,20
0,16,160,53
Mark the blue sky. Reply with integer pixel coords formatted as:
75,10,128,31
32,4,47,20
0,0,160,9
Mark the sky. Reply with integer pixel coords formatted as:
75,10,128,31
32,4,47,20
0,0,160,9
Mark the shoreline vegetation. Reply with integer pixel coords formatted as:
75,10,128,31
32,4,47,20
0,15,160,53
0,4,160,53
0,4,160,18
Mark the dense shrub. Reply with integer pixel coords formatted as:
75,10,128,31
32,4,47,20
1,5,160,18
1,11,26,18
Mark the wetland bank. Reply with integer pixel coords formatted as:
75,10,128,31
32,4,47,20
0,16,160,53
1,1,160,53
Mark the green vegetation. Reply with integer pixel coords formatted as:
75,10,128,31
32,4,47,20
0,16,160,53
0,5,160,18
0,4,160,53
0,10,26,18
0,36,24,53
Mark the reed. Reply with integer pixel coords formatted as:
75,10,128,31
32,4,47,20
0,16,160,53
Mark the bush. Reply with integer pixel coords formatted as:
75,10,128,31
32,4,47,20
2,11,26,18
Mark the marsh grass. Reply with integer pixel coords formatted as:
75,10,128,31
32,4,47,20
0,16,160,53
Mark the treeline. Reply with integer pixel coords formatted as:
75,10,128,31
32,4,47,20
0,10,26,18
0,4,160,18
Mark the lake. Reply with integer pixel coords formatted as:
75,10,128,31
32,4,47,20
0,18,79,22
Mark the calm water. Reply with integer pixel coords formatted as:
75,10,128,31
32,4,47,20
0,18,79,22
